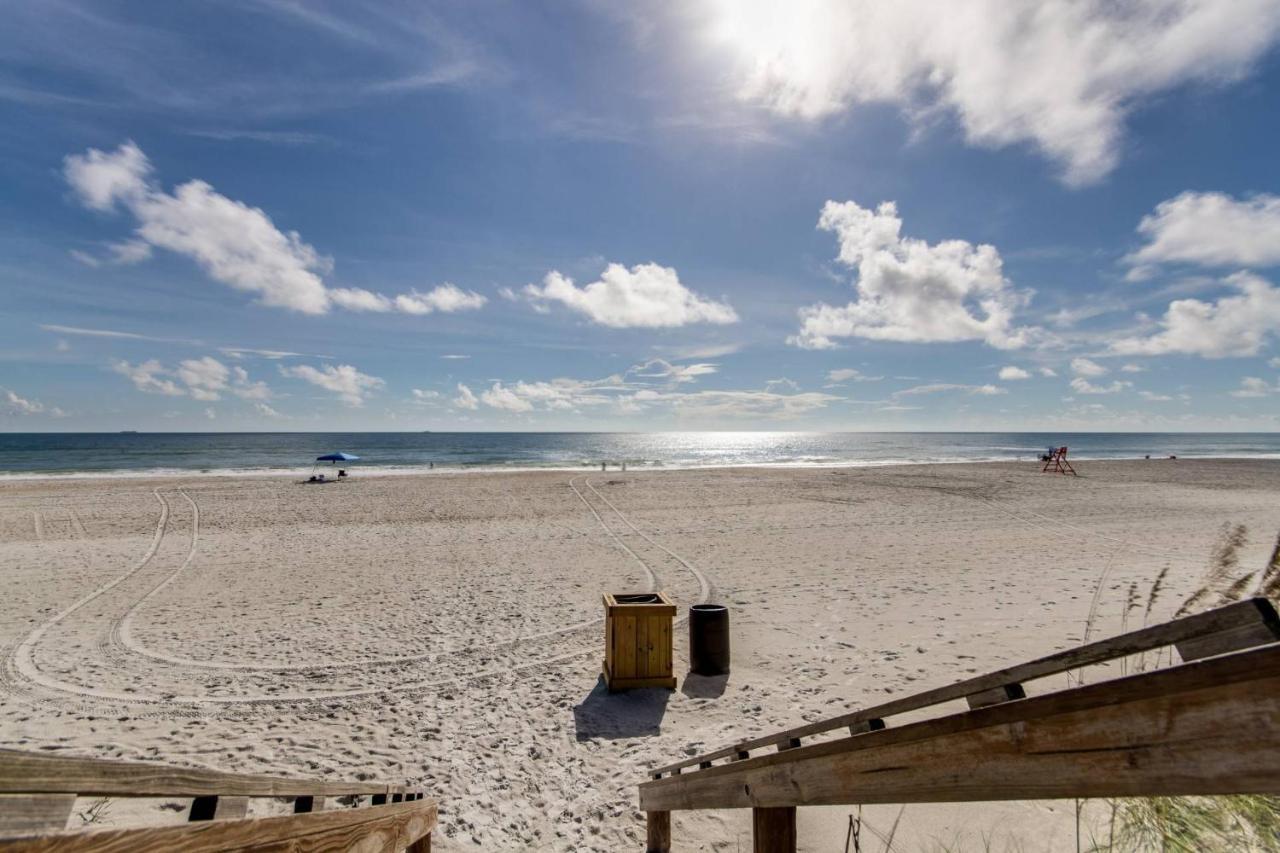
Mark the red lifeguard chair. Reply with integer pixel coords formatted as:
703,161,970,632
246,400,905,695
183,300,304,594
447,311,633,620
1042,446,1076,476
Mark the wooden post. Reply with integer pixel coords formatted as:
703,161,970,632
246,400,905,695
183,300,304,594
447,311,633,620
752,806,796,852
188,795,249,821
407,831,432,853
645,810,671,852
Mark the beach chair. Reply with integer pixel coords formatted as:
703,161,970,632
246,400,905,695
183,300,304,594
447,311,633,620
1041,446,1076,476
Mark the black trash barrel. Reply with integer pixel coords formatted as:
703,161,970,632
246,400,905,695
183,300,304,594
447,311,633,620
689,603,730,675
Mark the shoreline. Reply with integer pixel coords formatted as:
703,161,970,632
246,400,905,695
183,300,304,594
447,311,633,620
3,452,1278,482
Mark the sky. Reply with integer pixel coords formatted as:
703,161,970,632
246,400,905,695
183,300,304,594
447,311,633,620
3,0,1280,432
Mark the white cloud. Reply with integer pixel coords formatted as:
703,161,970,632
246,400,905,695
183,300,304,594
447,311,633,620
112,359,185,396
789,201,1032,350
480,383,536,412
628,359,718,384
113,356,272,402
998,366,1030,380
702,0,1280,184
1126,192,1280,273
280,363,385,406
394,284,487,314
411,389,442,401
3,389,63,417
1119,363,1146,373
826,368,881,383
441,354,470,360
1270,357,1280,369
764,377,800,393
253,402,283,418
522,262,738,328
1071,358,1109,377
65,142,485,317
893,383,1006,398
1138,391,1174,402
1230,377,1276,398
453,383,479,410
176,356,230,401
63,140,151,210
1070,377,1132,395
661,389,840,419
1112,272,1280,358
230,366,272,401
1038,367,1057,378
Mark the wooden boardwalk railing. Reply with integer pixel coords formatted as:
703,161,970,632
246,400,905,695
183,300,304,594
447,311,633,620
639,597,1280,852
0,749,436,851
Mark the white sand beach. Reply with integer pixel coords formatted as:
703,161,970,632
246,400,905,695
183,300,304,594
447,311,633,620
2,460,1279,851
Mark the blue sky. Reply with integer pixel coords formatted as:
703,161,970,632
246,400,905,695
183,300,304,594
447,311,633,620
4,0,1280,431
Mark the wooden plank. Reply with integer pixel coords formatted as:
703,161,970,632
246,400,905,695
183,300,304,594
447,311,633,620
645,810,670,852
0,799,437,853
0,750,391,798
0,795,74,836
657,616,671,679
637,615,650,678
752,807,796,853
188,795,248,821
640,645,1280,811
1176,610,1280,661
293,795,325,813
619,615,636,680
965,683,1025,710
651,598,1280,777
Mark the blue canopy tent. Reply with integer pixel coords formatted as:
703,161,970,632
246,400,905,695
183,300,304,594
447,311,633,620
310,452,359,481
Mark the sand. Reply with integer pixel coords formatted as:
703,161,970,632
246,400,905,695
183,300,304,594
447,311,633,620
2,460,1279,851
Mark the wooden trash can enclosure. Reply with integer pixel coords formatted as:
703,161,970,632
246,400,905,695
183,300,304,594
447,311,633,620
603,592,676,691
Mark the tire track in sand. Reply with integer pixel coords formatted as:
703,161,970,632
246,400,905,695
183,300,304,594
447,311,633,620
8,476,711,707
6,490,169,702
108,478,643,673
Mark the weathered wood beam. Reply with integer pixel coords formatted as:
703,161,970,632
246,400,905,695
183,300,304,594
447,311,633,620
640,645,1280,811
0,749,391,798
0,799,437,853
0,795,75,836
650,598,1279,778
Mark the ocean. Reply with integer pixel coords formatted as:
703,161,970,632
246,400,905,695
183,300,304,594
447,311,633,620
1,432,1278,478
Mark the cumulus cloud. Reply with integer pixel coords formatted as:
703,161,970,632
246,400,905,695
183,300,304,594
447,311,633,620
176,356,231,400
789,201,1032,350
2,389,63,417
1138,390,1175,402
522,262,737,328
1071,358,1109,377
113,356,272,403
64,142,485,316
1126,192,1280,276
1038,367,1058,377
280,363,384,407
1112,272,1280,358
703,0,1280,184
1230,377,1277,398
998,366,1030,380
453,383,479,410
1070,377,1132,395
112,359,185,396
480,383,536,412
